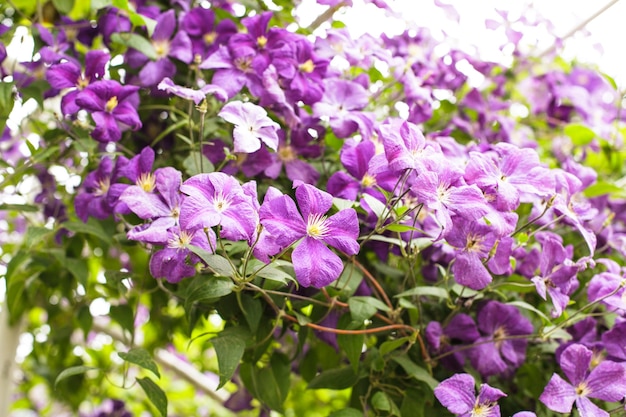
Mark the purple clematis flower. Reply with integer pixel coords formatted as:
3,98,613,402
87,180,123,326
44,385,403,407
179,172,259,242
74,155,128,222
180,6,237,62
149,225,216,283
120,167,183,244
219,101,280,153
468,301,533,378
434,373,506,417
46,50,109,115
75,80,141,142
540,343,626,417
529,232,579,317
259,183,360,287
426,314,480,371
125,10,193,87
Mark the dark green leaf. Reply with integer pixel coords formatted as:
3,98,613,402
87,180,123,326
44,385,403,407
348,296,390,322
118,348,160,378
507,301,550,323
184,276,233,315
307,366,358,390
338,332,364,373
137,377,168,417
0,81,15,124
110,33,157,60
391,355,438,391
64,219,112,245
252,264,295,285
379,337,410,356
188,246,234,277
211,326,249,389
54,366,99,388
372,391,400,415
109,304,135,334
250,352,291,411
240,294,262,334
400,388,426,417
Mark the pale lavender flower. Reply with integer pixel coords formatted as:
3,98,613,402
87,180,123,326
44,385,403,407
219,101,280,153
157,77,228,104
540,343,626,416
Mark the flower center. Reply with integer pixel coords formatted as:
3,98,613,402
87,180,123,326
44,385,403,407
136,172,156,192
153,39,171,59
169,230,193,249
437,184,450,205
361,173,376,187
171,206,180,220
306,213,330,239
235,56,253,73
105,96,118,112
77,75,90,89
576,382,591,397
493,325,507,349
257,35,267,48
471,403,493,417
213,192,231,213
278,145,296,162
203,31,217,45
465,233,485,253
299,59,315,73
94,177,111,196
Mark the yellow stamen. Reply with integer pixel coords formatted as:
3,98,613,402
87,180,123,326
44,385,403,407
136,172,156,192
105,96,118,112
299,59,315,73
306,213,329,239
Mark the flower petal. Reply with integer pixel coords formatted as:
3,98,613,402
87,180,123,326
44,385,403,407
292,238,343,287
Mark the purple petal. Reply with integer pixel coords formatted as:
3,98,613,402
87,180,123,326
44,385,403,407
323,208,360,255
152,10,176,41
539,373,576,413
120,186,170,219
259,194,306,247
433,373,475,415
586,360,626,402
91,112,121,142
559,344,592,386
292,237,344,287
85,50,110,79
575,396,609,417
295,183,333,219
452,252,493,290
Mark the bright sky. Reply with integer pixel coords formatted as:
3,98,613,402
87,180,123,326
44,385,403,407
298,0,626,88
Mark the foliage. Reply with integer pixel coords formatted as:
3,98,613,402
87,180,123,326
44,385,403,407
1,0,626,416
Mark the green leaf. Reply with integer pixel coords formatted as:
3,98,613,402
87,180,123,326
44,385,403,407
183,152,215,176
137,377,168,417
184,276,233,315
52,0,75,13
379,337,410,356
109,304,135,334
307,366,359,390
251,264,295,285
328,409,363,417
24,227,53,248
372,391,400,415
91,0,112,9
240,294,262,334
110,33,157,60
0,203,39,213
348,296,390,322
338,331,364,373
584,181,624,198
391,355,438,391
55,366,99,388
118,348,160,378
0,81,15,124
188,246,234,277
507,300,550,323
385,223,418,233
564,123,595,146
361,194,387,219
395,286,449,300
240,352,291,412
211,326,249,389
63,219,112,245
